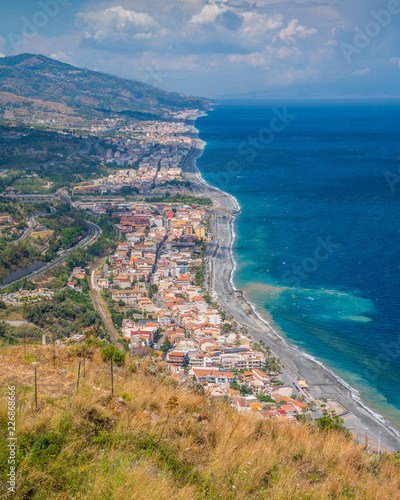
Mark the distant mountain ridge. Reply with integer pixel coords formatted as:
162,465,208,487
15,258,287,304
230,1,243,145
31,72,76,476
0,53,212,126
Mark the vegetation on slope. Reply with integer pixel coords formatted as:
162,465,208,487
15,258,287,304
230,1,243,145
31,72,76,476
0,54,212,125
147,193,213,206
0,239,43,284
1,344,400,499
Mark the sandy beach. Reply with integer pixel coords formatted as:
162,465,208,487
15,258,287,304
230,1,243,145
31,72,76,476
182,125,400,452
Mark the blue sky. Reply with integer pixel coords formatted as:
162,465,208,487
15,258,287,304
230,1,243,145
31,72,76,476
1,0,399,98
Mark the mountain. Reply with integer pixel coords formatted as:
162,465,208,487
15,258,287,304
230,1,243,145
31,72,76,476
0,54,212,127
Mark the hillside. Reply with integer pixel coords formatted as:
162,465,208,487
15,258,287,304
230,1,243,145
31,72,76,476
1,344,400,499
0,54,212,127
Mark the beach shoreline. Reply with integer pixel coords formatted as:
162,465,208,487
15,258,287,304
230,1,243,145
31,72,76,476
182,112,400,452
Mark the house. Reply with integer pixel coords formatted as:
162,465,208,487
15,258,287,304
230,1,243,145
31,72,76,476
252,369,270,386
137,297,156,314
97,278,109,290
166,351,187,367
0,216,13,225
113,277,132,289
191,368,235,384
112,289,145,305
158,313,172,327
277,396,309,411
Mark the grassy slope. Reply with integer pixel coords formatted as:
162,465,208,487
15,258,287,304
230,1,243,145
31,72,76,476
1,345,400,500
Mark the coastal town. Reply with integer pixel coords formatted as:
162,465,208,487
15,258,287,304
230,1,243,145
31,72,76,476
0,108,396,453
0,15,399,495
85,197,318,421
72,114,198,197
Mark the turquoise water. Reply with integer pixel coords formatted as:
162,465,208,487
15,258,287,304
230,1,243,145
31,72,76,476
196,102,400,429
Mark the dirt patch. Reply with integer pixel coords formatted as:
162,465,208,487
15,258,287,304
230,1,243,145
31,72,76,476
0,358,74,397
32,276,54,287
0,310,24,321
30,230,54,241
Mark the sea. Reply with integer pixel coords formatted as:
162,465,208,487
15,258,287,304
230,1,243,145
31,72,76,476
195,101,400,431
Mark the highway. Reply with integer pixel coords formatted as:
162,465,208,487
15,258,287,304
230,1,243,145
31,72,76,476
58,188,77,208
1,220,101,288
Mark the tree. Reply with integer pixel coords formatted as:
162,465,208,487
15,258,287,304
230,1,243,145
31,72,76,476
66,248,87,270
239,385,253,396
101,344,126,366
117,300,125,307
160,337,172,354
148,284,158,298
315,414,351,438
257,393,276,403
0,321,7,338
120,186,139,196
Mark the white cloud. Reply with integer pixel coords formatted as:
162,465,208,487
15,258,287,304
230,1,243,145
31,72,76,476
76,6,159,42
228,52,268,66
0,53,5,58
0,35,6,54
390,57,400,69
279,19,317,43
50,51,74,64
190,2,227,24
353,68,371,76
240,11,283,36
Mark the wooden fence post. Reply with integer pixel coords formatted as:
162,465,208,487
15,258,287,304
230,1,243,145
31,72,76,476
35,366,38,409
77,361,81,393
111,355,114,396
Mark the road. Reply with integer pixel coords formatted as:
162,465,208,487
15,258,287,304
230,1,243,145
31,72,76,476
89,256,124,352
1,220,101,288
14,207,57,244
58,188,77,208
79,138,92,155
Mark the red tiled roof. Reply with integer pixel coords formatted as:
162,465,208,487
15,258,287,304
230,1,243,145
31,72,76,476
278,396,308,408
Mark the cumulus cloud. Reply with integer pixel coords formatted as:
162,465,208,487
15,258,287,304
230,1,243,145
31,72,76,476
76,6,160,42
63,0,392,97
190,2,227,24
279,19,317,43
241,11,283,33
0,53,5,58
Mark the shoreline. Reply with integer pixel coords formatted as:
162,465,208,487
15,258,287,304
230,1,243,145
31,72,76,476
184,111,400,452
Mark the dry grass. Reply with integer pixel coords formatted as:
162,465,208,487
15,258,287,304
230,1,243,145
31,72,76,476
29,230,54,242
1,345,400,499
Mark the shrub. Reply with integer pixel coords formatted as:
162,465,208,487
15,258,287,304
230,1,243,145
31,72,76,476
101,344,126,366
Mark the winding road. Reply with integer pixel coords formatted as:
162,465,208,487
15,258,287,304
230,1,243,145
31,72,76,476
1,220,102,288
13,207,56,244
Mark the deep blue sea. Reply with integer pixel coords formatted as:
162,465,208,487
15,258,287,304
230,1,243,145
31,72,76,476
196,101,400,430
